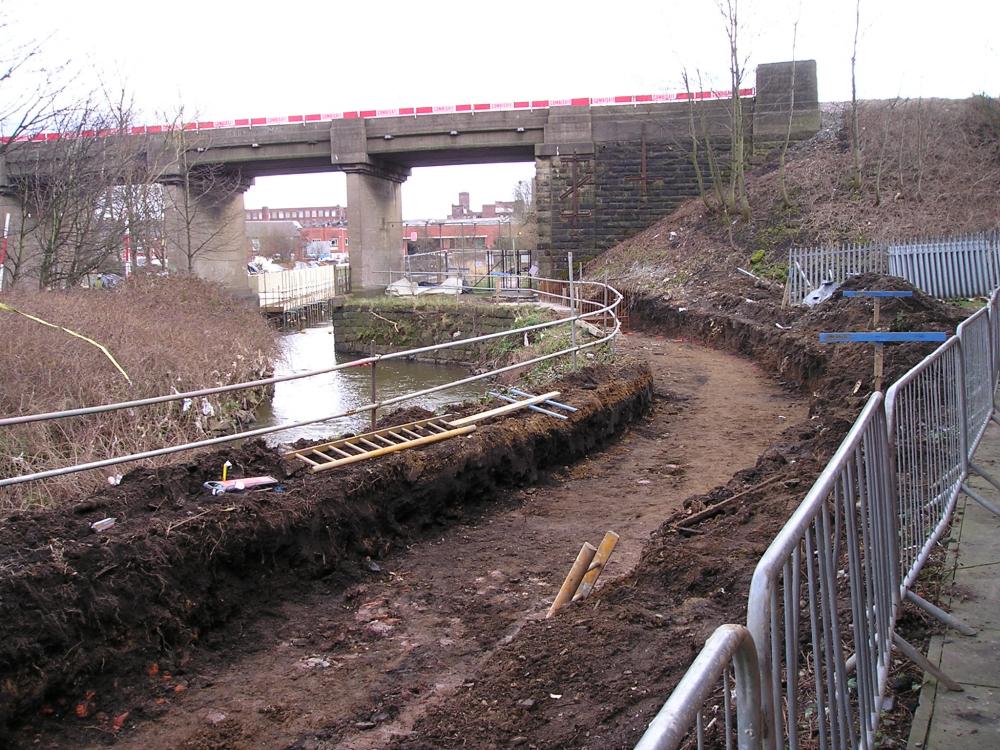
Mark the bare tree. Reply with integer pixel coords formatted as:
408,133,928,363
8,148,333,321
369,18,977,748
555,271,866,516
15,102,134,289
778,8,800,206
160,115,247,273
718,0,751,220
850,0,863,191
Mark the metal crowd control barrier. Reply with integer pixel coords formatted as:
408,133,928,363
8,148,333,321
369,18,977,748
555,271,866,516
0,272,622,488
641,290,1000,750
746,393,895,750
957,307,993,454
884,338,966,595
990,288,1000,391
634,625,762,750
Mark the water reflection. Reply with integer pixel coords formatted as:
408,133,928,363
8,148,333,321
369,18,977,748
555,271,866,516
256,325,484,446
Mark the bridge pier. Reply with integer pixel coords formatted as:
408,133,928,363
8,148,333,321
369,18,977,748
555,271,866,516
162,174,257,301
345,168,406,291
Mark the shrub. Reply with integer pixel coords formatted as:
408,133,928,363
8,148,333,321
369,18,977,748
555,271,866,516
0,275,279,511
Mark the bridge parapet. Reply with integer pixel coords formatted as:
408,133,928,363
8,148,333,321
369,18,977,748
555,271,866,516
0,61,818,291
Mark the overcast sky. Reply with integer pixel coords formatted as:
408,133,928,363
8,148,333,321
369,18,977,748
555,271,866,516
3,0,997,219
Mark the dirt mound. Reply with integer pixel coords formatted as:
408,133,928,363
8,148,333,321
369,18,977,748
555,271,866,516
0,360,653,739
375,273,969,749
385,418,841,750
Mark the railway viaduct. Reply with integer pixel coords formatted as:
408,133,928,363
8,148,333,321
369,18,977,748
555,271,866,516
0,60,818,294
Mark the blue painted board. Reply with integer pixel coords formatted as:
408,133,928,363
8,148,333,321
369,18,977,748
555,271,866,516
841,290,914,298
819,331,947,343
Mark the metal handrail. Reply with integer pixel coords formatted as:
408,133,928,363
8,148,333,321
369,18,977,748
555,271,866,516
0,273,622,487
635,624,762,750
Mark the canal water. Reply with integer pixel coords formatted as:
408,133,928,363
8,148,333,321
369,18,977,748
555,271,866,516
256,324,484,446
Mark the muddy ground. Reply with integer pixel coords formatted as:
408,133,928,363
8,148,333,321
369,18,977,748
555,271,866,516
0,276,970,749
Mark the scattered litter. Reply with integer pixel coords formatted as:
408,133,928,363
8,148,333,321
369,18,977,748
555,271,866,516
636,479,652,485
221,460,232,481
298,656,331,669
91,518,116,532
775,322,791,330
678,307,687,313
181,398,192,412
549,693,563,699
803,279,841,306
107,474,122,486
203,475,278,496
200,398,215,417
205,710,227,726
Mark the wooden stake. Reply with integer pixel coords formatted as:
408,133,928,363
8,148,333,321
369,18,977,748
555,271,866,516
874,342,884,392
572,531,620,601
673,475,785,531
546,542,597,619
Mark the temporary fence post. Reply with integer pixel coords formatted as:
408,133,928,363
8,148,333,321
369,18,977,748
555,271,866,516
370,340,378,431
904,589,976,636
568,252,577,370
892,632,963,692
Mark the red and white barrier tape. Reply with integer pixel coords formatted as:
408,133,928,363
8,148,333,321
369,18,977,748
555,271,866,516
3,87,755,143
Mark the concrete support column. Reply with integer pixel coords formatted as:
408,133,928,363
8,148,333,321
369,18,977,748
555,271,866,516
0,157,31,290
346,169,404,291
162,175,256,300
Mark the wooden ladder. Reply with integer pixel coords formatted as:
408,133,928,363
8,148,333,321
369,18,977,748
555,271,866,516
284,391,560,474
284,416,475,473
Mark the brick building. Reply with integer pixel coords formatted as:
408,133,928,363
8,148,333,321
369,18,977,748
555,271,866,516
245,205,346,226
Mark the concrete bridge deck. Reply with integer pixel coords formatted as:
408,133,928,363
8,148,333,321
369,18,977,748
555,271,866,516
0,61,819,295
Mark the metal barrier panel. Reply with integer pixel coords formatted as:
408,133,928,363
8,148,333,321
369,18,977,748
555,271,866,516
787,244,884,306
957,307,993,454
746,393,895,750
885,337,965,593
635,625,762,750
990,288,1000,390
887,233,1000,299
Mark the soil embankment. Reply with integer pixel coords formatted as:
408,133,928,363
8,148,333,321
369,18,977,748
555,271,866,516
0,359,651,745
11,330,808,750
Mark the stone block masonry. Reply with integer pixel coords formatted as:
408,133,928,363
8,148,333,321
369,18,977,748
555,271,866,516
535,62,819,277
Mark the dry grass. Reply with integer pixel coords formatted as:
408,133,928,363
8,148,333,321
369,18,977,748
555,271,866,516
0,275,278,511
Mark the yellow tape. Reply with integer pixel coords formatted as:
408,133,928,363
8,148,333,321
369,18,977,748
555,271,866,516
0,301,132,384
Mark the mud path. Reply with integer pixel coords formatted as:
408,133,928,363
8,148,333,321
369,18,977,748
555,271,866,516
32,334,806,750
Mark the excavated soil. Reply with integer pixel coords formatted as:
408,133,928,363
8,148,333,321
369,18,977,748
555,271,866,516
0,275,969,749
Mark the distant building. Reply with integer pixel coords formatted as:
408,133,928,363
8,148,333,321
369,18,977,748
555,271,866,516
405,193,517,255
245,205,347,227
449,191,515,220
245,205,348,261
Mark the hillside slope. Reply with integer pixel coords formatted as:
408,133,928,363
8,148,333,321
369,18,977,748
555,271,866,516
589,97,1000,299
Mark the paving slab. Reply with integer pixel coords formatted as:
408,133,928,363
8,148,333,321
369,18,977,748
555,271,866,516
908,421,1000,749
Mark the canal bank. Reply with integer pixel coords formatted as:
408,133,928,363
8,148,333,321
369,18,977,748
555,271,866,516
255,324,484,445
0,358,653,742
